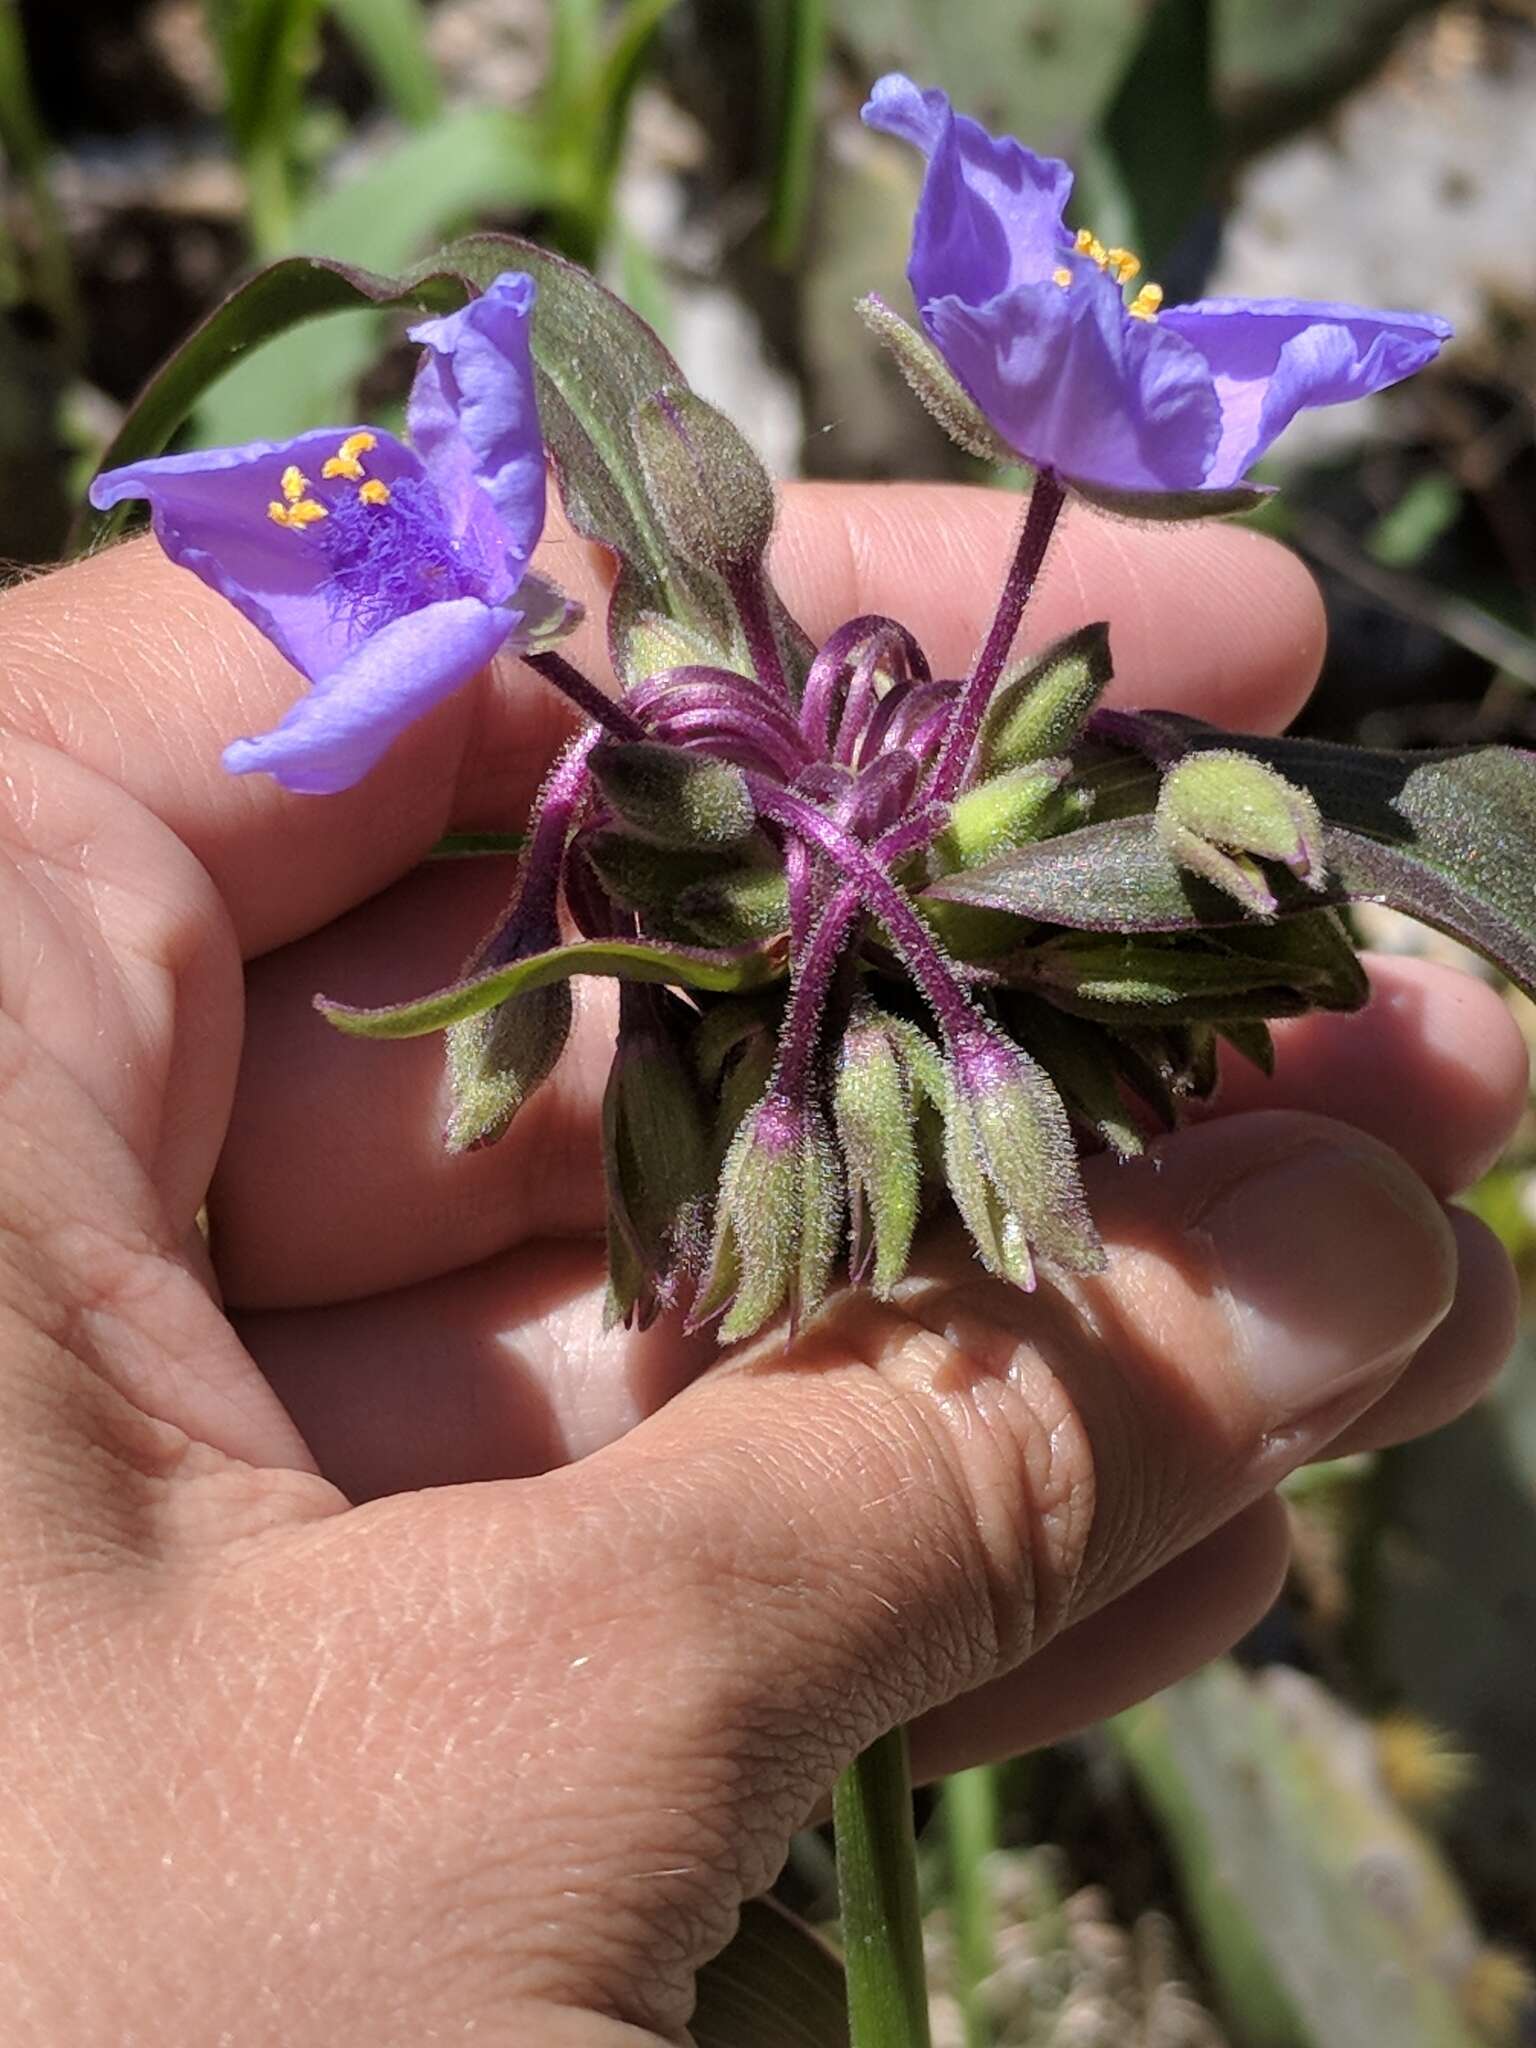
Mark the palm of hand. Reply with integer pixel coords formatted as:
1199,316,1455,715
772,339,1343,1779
0,488,1521,2044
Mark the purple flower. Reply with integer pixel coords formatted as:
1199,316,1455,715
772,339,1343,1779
89,272,578,793
861,75,1452,497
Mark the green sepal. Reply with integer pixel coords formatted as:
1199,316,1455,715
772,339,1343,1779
589,740,755,849
316,931,787,1040
444,981,570,1153
977,623,1114,775
855,293,1019,465
833,1007,922,1297
1221,1019,1277,1076
1070,479,1274,522
931,760,1079,874
631,383,777,579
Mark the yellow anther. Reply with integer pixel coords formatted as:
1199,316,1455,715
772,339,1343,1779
1105,247,1141,284
279,464,309,504
322,430,379,482
267,497,329,529
358,478,391,506
1052,265,1073,289
1074,227,1094,254
1127,281,1164,321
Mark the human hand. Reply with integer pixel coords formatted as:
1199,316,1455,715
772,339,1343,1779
0,489,1523,2044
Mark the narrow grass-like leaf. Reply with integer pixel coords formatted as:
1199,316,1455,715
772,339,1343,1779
317,933,788,1039
198,113,561,443
326,0,442,126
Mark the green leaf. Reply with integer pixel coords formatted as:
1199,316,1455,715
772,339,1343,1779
325,0,442,126
317,932,788,1039
207,0,324,250
692,1897,849,2048
930,737,1536,1000
1098,0,1215,275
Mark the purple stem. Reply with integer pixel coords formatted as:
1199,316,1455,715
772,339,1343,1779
474,727,598,969
523,649,648,743
646,705,806,780
725,563,790,701
929,470,1067,802
750,776,978,1051
774,806,949,1097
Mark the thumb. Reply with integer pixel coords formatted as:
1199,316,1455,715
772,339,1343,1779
386,1109,1456,2035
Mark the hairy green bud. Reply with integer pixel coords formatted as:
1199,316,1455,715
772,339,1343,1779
933,760,1074,873
694,1091,842,1342
1156,750,1325,917
589,739,754,849
977,623,1113,774
834,1007,921,1297
444,980,571,1153
603,985,712,1329
631,384,776,577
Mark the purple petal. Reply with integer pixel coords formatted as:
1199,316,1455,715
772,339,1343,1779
222,596,515,794
89,429,430,682
407,272,545,599
862,73,1074,308
1159,298,1453,487
924,267,1221,490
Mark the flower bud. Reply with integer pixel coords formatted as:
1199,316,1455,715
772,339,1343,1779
693,1090,842,1342
833,1008,921,1296
932,760,1073,874
444,979,571,1153
631,384,776,578
603,985,712,1329
589,739,754,850
1155,750,1325,917
856,293,1017,465
977,623,1113,775
943,1026,1104,1288
583,830,789,945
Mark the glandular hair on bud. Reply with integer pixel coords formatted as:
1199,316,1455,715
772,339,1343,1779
632,385,776,577
589,739,754,849
857,294,1018,465
978,623,1113,774
934,760,1071,873
834,1009,920,1296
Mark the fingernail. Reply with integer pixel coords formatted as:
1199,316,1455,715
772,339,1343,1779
1194,1129,1456,1420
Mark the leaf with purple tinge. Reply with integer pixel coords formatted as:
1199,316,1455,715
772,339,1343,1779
928,739,1536,1000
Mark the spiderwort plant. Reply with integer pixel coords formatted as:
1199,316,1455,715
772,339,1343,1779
91,80,1536,2048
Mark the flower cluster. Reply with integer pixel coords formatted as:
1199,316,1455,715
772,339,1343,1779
94,79,1490,1345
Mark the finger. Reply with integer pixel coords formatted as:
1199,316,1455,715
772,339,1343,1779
1,490,1322,958
240,1238,712,1500
319,1110,1450,2031
214,907,1512,1308
1210,955,1530,1195
909,1497,1291,1776
1320,1206,1517,1457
